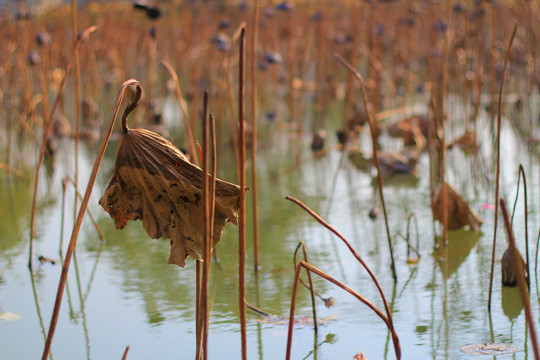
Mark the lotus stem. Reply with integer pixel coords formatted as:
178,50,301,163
488,22,517,312
500,199,539,359
29,26,97,270
238,26,248,360
334,52,397,281
41,79,142,360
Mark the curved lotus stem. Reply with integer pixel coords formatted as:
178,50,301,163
41,79,142,360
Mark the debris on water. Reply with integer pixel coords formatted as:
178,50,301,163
369,207,379,220
377,151,419,175
353,352,368,360
323,296,336,308
311,130,326,151
447,130,478,153
38,255,57,265
0,313,21,322
460,343,519,356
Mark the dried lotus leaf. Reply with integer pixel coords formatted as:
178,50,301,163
431,182,483,231
99,127,242,267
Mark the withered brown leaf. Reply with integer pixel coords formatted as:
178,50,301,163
99,127,242,267
431,182,483,231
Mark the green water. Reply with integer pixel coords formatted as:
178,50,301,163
0,92,539,360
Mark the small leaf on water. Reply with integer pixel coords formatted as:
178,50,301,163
460,343,519,356
0,312,21,321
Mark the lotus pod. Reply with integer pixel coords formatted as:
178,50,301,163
99,127,242,267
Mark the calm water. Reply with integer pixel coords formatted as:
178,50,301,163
0,92,539,360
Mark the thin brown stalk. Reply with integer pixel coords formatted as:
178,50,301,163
500,199,539,359
440,0,452,245
121,346,130,360
238,26,248,360
511,165,530,287
41,79,142,360
285,261,400,359
72,0,81,219
10,107,41,145
285,196,396,341
160,60,198,166
28,25,97,270
206,114,216,358
196,91,210,360
487,23,517,312
0,163,23,178
334,52,397,281
225,54,240,180
63,176,105,242
428,99,438,247
293,242,318,334
250,0,260,271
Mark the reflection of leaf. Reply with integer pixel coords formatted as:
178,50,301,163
431,182,482,231
0,312,21,321
501,286,523,321
433,230,481,279
99,128,242,267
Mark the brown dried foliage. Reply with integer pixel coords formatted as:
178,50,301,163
99,128,241,267
431,182,482,231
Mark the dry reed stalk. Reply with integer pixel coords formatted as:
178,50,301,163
487,23,517,312
29,270,53,360
511,165,530,287
334,53,397,281
285,197,397,340
344,2,360,129
72,0,81,216
10,107,41,145
285,261,400,360
439,0,452,245
63,176,105,242
206,114,217,358
121,346,130,360
293,242,318,334
0,163,23,178
41,79,142,360
160,60,198,166
500,199,539,359
428,99,439,245
225,53,240,180
28,25,97,270
250,0,260,271
196,91,210,360
238,26,248,360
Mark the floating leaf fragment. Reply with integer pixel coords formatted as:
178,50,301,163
0,312,21,321
460,343,519,356
99,104,242,267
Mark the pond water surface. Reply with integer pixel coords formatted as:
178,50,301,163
0,91,539,360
